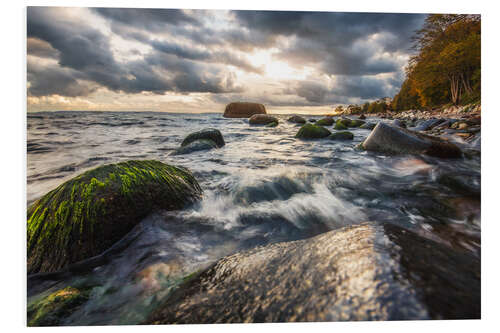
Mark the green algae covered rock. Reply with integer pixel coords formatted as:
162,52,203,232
295,123,331,139
27,286,90,326
315,117,334,126
328,131,354,140
181,128,225,148
349,119,366,127
334,121,348,130
27,160,202,274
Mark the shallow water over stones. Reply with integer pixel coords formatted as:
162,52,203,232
27,111,480,325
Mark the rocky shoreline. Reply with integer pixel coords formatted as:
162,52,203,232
26,104,481,325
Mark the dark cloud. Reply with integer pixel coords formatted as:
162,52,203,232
27,7,427,105
233,10,425,75
27,7,243,97
27,37,59,59
91,7,199,31
27,58,95,97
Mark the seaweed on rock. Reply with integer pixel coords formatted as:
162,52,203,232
27,160,202,274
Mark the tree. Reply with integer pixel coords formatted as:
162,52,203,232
394,14,480,108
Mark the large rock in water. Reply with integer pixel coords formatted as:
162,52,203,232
181,128,225,148
362,122,462,158
27,160,202,274
144,222,479,323
315,117,335,126
223,102,266,118
295,123,331,139
287,115,306,124
171,139,218,155
249,114,278,125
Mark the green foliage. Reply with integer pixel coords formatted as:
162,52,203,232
393,14,481,109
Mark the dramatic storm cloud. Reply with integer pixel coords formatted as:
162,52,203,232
27,7,425,113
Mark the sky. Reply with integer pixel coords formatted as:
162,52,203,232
26,7,426,114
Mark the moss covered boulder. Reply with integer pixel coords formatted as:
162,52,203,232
334,121,348,130
295,124,331,139
249,114,278,125
27,286,90,326
336,118,352,127
181,128,225,148
27,160,202,274
328,131,354,140
315,117,335,126
223,102,266,118
349,119,366,128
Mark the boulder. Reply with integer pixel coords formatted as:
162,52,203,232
348,119,366,128
287,115,306,124
295,124,331,139
392,119,406,128
337,118,352,127
362,122,462,158
334,120,348,130
414,118,445,131
266,121,278,127
145,222,479,323
315,117,335,126
181,128,225,148
249,114,279,125
328,131,354,140
223,102,266,118
172,139,218,155
360,122,376,130
308,119,317,123
359,114,366,120
27,160,202,274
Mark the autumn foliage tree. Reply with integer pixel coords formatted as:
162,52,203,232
392,14,480,110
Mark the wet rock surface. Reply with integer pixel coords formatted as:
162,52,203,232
223,102,266,118
145,222,479,324
249,114,279,125
181,128,225,148
362,122,462,158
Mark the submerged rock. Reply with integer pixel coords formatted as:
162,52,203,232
172,139,218,155
27,160,202,274
337,118,352,127
414,118,445,131
144,222,479,324
334,119,348,130
360,122,376,130
362,123,462,158
392,119,406,128
249,114,279,125
295,124,331,139
181,128,225,148
328,131,354,140
359,114,366,120
223,102,266,118
28,286,91,326
266,121,278,127
287,115,306,124
348,119,366,128
315,117,335,126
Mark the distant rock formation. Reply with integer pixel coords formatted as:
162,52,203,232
223,102,266,118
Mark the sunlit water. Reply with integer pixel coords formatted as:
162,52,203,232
27,111,480,325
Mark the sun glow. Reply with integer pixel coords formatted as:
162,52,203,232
247,49,311,80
